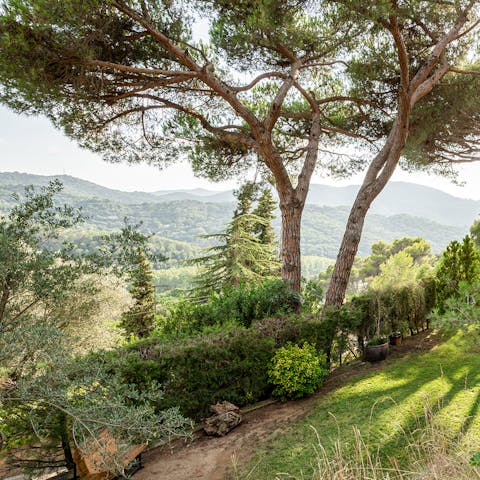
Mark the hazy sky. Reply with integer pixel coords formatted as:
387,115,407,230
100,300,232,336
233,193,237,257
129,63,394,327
1,105,480,199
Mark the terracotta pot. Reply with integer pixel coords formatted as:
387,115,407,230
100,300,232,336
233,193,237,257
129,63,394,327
389,334,403,346
365,342,389,362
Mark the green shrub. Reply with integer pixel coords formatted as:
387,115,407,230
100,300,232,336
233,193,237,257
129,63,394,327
87,315,333,420
470,452,480,466
116,325,276,419
158,279,301,336
368,283,428,337
436,236,480,311
366,337,388,346
268,342,328,400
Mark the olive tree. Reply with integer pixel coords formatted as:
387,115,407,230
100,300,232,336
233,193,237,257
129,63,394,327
0,182,190,477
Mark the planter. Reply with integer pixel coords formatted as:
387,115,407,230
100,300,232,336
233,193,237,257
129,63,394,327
364,342,389,362
72,429,146,480
389,333,403,346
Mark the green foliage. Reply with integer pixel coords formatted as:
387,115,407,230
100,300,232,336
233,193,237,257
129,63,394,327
470,452,480,467
470,219,480,251
405,73,480,172
302,277,324,314
100,314,337,420
313,237,435,297
121,249,155,338
51,273,131,353
431,280,480,327
94,219,165,275
154,265,198,295
366,337,388,347
0,182,190,476
268,343,328,400
0,180,95,377
117,326,276,419
1,341,191,474
158,279,301,336
370,251,423,290
253,187,277,246
191,183,279,296
363,238,433,286
370,283,428,336
436,236,480,311
336,280,433,353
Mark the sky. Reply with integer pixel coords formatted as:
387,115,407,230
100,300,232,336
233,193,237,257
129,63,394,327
1,105,480,199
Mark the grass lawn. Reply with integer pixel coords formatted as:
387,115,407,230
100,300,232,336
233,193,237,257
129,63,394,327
238,329,480,479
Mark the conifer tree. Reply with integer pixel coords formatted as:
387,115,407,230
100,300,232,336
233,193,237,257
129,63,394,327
471,220,480,251
234,181,258,217
1,0,479,297
192,184,280,297
436,235,480,309
121,248,155,338
253,188,277,247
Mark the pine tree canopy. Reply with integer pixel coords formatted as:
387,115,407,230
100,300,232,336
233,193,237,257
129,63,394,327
2,0,480,295
0,0,478,178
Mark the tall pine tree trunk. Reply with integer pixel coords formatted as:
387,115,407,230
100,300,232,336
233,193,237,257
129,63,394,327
279,197,304,292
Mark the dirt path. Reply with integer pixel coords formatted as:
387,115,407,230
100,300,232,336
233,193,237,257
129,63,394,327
134,330,440,480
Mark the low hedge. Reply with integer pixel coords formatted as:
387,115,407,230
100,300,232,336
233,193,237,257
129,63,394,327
94,316,333,420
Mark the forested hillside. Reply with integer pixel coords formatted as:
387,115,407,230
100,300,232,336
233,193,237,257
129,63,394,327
0,173,469,259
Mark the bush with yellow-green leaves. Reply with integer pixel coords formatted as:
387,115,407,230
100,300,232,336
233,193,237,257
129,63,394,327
268,342,328,400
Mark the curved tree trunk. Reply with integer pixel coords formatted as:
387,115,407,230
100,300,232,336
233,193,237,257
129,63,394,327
324,122,409,308
324,196,370,307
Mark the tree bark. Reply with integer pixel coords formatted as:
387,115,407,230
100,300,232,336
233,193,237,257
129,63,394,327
279,196,304,293
324,195,370,307
324,118,409,307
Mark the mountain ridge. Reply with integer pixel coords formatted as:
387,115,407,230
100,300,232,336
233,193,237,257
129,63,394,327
1,171,477,227
0,172,472,258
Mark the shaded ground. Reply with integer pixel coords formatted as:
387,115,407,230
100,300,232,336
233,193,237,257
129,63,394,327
134,330,440,480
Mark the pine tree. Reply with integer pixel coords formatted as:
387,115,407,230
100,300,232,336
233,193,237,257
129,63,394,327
192,184,280,297
121,249,155,338
471,220,480,251
234,181,258,217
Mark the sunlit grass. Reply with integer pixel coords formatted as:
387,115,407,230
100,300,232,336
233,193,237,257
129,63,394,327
236,329,480,479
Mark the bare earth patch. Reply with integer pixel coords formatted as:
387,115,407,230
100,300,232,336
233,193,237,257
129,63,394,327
133,330,440,480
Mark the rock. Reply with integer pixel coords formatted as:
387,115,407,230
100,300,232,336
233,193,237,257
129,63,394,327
209,401,240,416
203,402,242,436
204,411,242,437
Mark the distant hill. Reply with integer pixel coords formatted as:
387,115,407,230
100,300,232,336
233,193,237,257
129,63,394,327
0,172,162,204
306,182,480,227
150,189,235,203
0,172,472,258
2,172,478,227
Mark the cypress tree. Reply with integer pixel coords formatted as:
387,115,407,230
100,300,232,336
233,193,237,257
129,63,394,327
436,236,480,310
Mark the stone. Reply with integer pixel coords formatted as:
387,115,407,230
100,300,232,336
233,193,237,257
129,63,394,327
209,401,240,416
203,402,242,436
203,411,242,437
